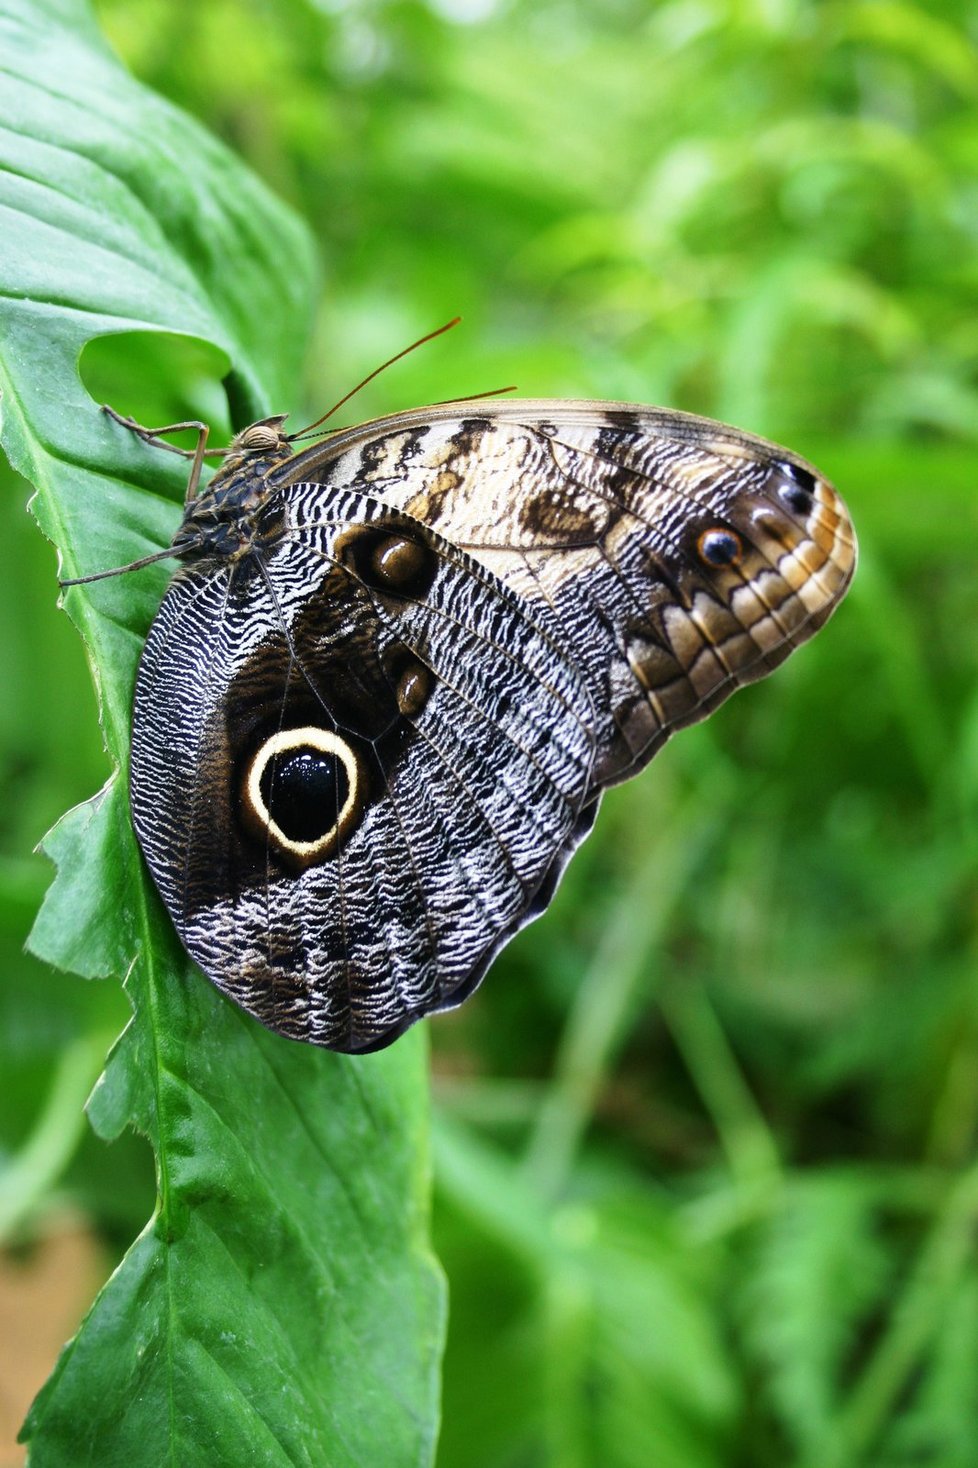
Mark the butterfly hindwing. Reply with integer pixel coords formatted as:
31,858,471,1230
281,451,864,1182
131,484,596,1051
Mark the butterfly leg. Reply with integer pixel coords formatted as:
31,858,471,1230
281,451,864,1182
101,405,214,502
101,404,207,457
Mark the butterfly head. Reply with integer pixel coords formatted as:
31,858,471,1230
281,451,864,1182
208,415,294,484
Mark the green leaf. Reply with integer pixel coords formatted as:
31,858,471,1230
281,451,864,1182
0,1,445,1462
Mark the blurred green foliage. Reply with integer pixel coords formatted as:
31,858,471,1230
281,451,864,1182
2,0,976,1463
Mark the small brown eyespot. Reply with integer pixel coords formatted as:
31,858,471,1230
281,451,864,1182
372,535,429,590
396,663,432,718
337,525,439,598
697,528,743,567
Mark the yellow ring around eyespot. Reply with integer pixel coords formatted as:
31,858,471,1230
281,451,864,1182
246,726,360,858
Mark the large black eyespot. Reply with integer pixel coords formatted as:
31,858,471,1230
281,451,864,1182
261,749,349,843
697,527,743,567
240,726,364,867
775,462,817,515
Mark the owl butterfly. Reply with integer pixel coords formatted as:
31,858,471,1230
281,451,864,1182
68,388,855,1053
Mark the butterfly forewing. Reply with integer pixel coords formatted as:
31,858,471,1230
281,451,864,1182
127,398,855,1052
283,403,855,787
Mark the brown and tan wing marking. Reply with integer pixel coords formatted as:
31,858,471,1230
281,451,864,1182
279,401,856,786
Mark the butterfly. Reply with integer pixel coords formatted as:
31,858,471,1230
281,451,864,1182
66,392,856,1053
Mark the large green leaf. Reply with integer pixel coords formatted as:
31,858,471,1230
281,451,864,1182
0,1,445,1462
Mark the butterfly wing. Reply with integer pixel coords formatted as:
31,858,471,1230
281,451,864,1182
130,486,596,1051
132,398,855,1053
282,401,856,786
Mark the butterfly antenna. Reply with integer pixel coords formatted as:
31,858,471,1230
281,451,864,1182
60,546,176,587
430,384,518,407
289,317,463,441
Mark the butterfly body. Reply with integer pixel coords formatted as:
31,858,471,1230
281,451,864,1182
123,400,855,1053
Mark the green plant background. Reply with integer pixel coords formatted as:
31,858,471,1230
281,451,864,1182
1,0,976,1465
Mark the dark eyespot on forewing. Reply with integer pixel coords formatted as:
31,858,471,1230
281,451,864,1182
773,460,818,516
697,528,743,567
